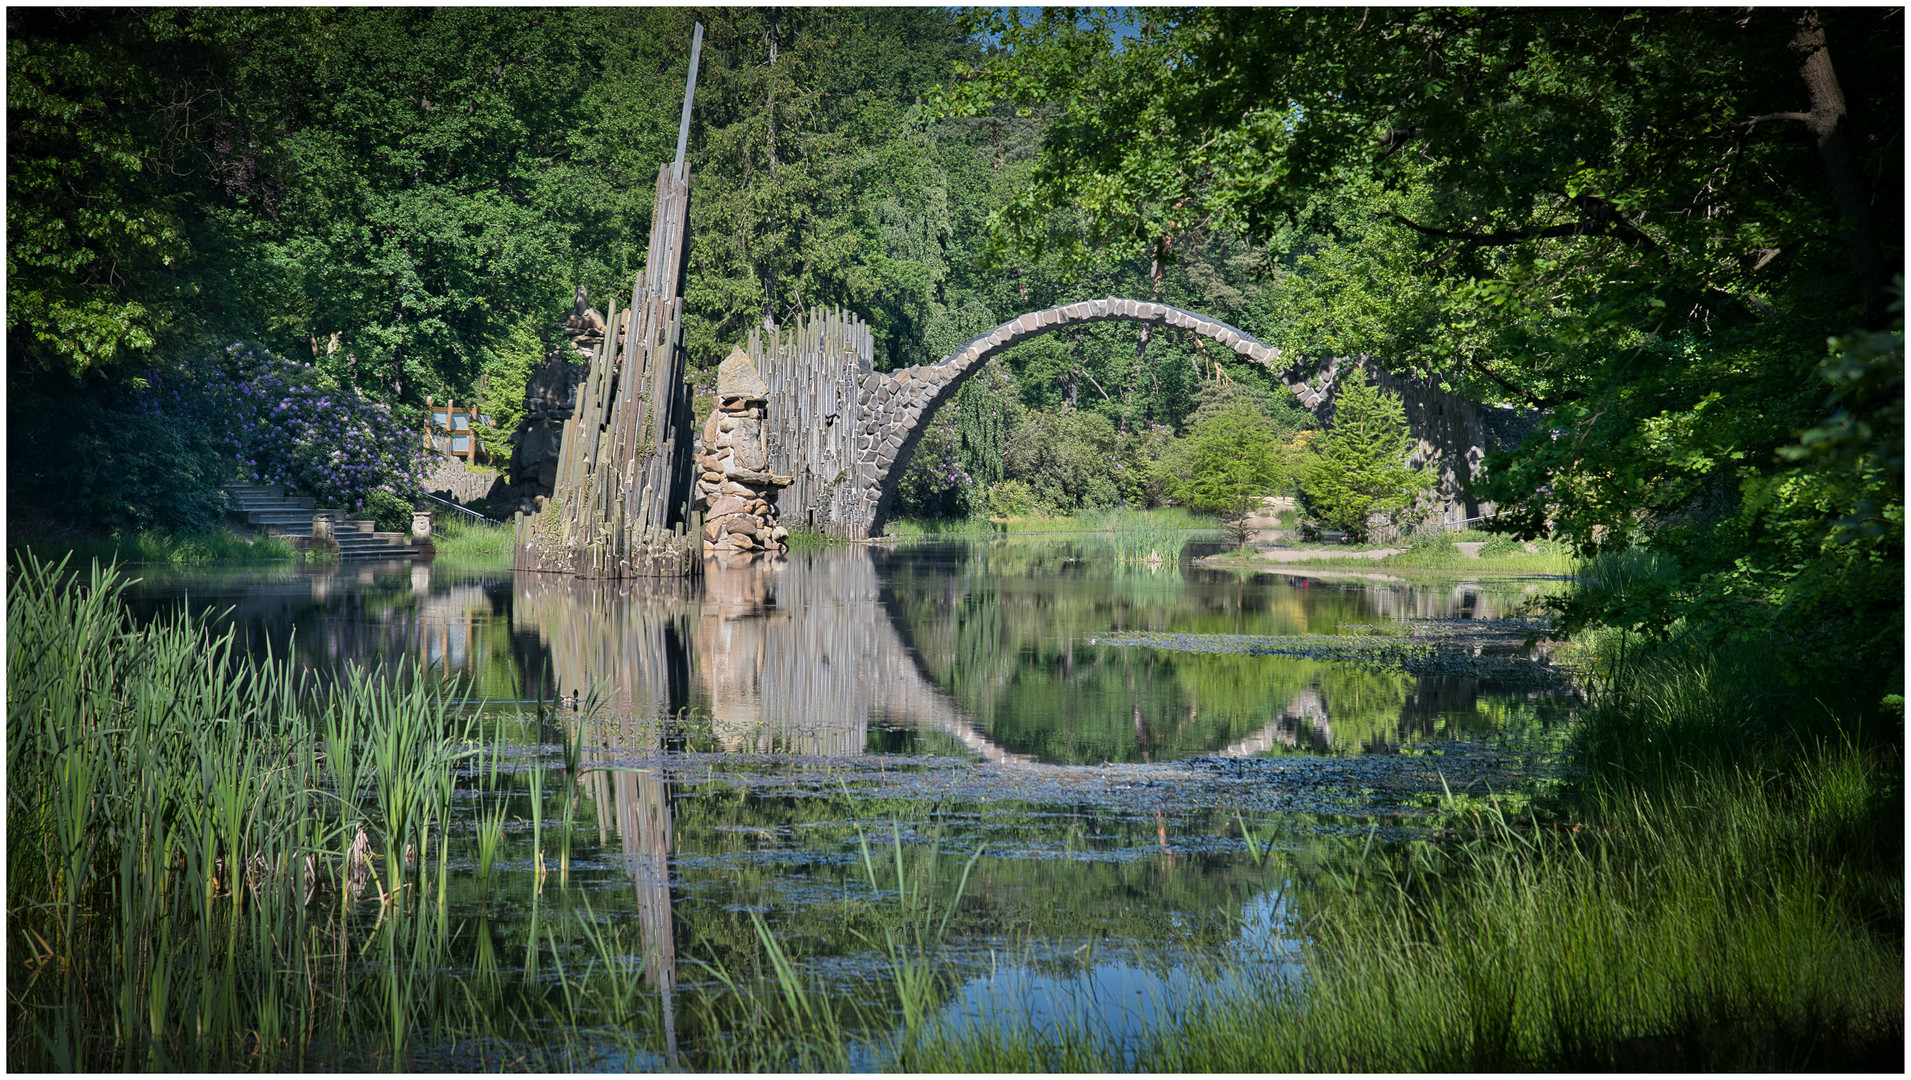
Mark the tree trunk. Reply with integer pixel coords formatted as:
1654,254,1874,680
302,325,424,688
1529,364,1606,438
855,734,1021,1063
1791,12,1886,323
1066,327,1081,408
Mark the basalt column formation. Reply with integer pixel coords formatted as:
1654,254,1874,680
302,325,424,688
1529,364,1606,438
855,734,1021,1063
510,164,701,578
512,27,704,578
747,307,880,540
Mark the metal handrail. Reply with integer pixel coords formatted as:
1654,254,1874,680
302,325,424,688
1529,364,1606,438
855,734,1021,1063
419,490,504,527
1428,512,1504,533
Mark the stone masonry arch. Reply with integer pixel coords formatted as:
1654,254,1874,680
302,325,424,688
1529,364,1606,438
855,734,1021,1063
750,299,1533,540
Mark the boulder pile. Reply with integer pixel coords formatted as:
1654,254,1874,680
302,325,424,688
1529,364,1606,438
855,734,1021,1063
695,347,793,555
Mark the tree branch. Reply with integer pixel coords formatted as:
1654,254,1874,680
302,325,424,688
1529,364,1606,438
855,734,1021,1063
1741,111,1812,128
1383,212,1605,246
1386,194,1659,252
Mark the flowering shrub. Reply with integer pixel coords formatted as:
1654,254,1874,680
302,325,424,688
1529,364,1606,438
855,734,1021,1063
139,343,426,514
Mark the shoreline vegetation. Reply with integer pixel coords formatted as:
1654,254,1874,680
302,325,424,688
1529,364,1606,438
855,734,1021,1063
888,506,1219,538
1199,532,1580,576
8,508,519,568
427,516,513,561
7,527,297,567
9,549,1897,1070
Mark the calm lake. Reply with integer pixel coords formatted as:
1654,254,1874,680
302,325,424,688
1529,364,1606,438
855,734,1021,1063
126,537,1579,1069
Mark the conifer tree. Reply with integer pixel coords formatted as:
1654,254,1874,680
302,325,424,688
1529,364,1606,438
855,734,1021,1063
1297,370,1425,541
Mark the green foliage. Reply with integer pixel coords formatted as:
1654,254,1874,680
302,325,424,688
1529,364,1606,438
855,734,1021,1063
10,530,295,567
891,406,973,519
363,489,415,533
946,7,1904,692
477,317,546,462
1002,407,1120,515
7,379,235,534
1297,371,1426,540
954,360,1022,485
1170,400,1284,543
682,9,977,371
5,9,298,377
984,479,1038,519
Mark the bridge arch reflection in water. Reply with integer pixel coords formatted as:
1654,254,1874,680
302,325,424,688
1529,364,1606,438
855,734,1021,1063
506,544,1535,1048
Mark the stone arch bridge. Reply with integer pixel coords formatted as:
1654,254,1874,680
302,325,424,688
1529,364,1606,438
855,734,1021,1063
742,299,1531,541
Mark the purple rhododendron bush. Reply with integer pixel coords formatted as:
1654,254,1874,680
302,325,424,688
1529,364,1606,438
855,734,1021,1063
141,343,427,515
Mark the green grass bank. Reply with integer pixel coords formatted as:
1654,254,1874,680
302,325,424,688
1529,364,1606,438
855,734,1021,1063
8,527,297,567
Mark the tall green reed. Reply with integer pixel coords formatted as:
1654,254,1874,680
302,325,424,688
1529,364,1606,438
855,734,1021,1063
6,553,478,1070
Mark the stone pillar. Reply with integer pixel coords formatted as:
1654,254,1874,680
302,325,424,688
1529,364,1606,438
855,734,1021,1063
305,512,340,560
411,510,435,556
694,347,793,557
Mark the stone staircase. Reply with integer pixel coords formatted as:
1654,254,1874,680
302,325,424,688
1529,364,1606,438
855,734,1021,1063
225,485,418,560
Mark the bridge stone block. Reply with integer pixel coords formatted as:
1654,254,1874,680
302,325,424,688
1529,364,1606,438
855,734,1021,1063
1038,308,1061,326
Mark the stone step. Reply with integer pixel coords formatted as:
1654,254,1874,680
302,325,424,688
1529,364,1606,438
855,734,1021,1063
242,509,327,526
337,536,417,559
221,484,416,559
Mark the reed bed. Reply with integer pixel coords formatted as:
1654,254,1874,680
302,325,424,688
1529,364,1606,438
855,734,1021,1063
6,552,477,1070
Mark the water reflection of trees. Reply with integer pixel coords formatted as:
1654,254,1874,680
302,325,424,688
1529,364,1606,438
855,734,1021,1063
875,541,1554,760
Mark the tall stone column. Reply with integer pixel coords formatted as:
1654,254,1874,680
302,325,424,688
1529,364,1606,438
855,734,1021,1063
694,348,793,557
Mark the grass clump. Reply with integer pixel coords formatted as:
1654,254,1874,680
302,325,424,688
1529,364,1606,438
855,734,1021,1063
887,507,1218,553
430,515,513,560
884,516,999,537
782,527,840,549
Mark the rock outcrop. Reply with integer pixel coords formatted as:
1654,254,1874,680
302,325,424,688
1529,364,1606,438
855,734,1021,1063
694,348,792,556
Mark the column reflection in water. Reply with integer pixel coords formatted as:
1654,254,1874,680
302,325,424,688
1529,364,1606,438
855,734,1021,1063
514,574,696,1064
696,550,873,755
509,548,1050,1060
